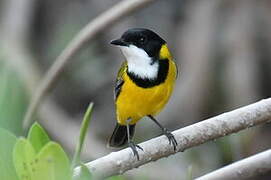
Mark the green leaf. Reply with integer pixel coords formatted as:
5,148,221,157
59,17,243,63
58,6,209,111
105,176,126,180
13,139,72,180
0,62,28,134
27,122,50,153
13,138,36,180
0,128,18,180
31,142,72,180
72,102,93,168
186,165,193,180
74,164,92,180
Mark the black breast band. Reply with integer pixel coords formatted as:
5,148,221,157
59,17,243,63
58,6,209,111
127,59,169,88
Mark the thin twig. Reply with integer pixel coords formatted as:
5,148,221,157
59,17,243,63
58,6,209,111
23,0,157,128
73,98,271,179
196,149,271,180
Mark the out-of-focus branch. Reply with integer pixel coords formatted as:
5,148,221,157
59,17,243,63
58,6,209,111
224,0,260,107
161,0,219,125
0,0,108,158
23,0,158,128
73,98,271,179
196,149,271,180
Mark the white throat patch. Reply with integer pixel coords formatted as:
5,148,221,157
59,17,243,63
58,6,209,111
119,45,158,79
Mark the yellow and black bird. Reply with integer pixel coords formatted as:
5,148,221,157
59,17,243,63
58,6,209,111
108,28,178,160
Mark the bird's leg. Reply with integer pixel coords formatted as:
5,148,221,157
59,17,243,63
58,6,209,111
148,115,178,151
126,118,143,160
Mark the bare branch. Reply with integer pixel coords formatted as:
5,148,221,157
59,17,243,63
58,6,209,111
0,0,109,158
23,0,158,128
196,149,271,180
73,98,271,179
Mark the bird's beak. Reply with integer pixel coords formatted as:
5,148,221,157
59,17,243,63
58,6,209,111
110,38,128,46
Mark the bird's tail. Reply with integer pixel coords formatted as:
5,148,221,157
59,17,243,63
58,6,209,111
108,123,135,148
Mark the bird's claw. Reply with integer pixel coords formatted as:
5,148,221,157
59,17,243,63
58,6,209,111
128,141,143,160
163,128,178,151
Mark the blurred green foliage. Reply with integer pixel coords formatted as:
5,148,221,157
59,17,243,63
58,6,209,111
72,103,93,168
0,106,127,180
74,164,92,180
7,122,72,180
0,61,28,135
186,165,193,180
0,128,18,180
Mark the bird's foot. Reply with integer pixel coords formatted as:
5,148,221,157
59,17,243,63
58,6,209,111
162,128,178,151
128,141,143,160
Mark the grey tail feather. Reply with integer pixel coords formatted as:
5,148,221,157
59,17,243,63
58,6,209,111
108,123,135,148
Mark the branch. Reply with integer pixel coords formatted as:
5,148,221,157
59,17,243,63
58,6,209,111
196,149,271,180
0,0,110,160
73,98,271,179
23,0,157,128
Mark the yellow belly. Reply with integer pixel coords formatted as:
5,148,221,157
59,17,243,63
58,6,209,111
116,60,177,125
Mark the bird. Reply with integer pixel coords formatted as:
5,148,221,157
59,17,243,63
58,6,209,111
108,28,178,160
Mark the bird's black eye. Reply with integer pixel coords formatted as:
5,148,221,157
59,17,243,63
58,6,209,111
139,36,146,44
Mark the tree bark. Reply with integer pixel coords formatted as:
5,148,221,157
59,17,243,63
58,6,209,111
73,98,271,179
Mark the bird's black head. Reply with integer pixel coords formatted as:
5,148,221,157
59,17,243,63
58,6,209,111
110,28,166,58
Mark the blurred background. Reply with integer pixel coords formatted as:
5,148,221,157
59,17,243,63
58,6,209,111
1,0,271,179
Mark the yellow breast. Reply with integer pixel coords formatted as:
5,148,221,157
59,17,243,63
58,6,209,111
116,59,177,125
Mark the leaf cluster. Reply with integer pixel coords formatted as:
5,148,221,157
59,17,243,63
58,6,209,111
0,104,94,180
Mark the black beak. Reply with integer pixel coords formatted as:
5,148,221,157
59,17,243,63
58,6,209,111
110,38,128,46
